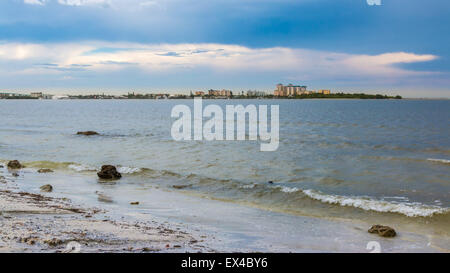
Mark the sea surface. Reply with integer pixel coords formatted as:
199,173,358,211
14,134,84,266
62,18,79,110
1,99,449,241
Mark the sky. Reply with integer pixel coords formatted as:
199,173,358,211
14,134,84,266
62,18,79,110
0,0,449,97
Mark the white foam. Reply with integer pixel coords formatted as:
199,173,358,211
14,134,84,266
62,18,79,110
302,189,448,217
68,164,97,172
427,158,450,164
277,186,300,193
240,184,257,189
117,166,142,174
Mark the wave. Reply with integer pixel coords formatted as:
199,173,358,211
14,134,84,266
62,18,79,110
300,189,448,217
242,184,447,218
0,159,145,175
365,156,450,165
68,164,97,172
427,158,450,164
240,183,257,189
117,166,143,174
276,185,301,193
3,158,448,218
68,164,144,174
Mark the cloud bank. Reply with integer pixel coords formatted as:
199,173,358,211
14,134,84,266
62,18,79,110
0,42,437,80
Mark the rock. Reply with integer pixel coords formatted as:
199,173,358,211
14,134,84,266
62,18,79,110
21,237,38,245
172,184,192,189
40,184,53,192
44,238,63,247
97,165,122,180
11,173,19,177
130,202,140,205
268,181,274,184
7,160,23,169
368,225,396,238
38,169,54,173
76,131,99,136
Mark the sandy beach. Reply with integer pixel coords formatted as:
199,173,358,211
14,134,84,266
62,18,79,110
1,162,448,253
0,171,209,253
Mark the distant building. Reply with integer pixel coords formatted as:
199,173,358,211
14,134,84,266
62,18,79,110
41,94,54,99
30,92,43,98
274,84,307,96
317,89,331,95
0,92,29,98
246,90,266,97
274,84,331,96
194,91,205,96
0,93,14,98
208,89,232,97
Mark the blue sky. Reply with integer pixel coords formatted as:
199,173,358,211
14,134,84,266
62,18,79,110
0,0,449,97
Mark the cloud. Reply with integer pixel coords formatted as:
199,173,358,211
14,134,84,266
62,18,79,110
23,0,156,7
0,42,438,82
23,0,48,5
57,0,110,6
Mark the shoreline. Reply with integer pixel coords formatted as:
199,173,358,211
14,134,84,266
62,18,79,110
1,163,448,253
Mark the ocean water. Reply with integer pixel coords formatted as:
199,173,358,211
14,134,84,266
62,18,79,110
0,99,449,235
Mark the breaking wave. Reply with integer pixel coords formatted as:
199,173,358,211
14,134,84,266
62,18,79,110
68,164,97,172
117,166,143,174
427,158,450,164
300,189,448,217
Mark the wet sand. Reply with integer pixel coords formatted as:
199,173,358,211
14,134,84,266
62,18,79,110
0,164,448,253
0,183,208,253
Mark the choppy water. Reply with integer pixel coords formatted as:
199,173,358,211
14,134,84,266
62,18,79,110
0,99,449,228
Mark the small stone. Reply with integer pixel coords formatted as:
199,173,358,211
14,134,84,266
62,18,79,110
45,238,63,247
38,169,54,173
130,202,140,205
76,131,99,136
40,184,53,192
368,225,396,238
7,160,23,169
12,173,19,177
21,237,37,245
172,184,191,189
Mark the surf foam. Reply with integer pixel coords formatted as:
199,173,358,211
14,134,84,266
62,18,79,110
427,158,450,164
302,189,447,217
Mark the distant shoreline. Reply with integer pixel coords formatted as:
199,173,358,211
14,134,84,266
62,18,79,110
1,96,450,100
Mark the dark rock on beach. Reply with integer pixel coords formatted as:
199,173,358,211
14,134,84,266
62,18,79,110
38,169,54,173
97,165,122,180
130,202,140,205
7,160,23,169
172,184,192,189
368,225,396,238
40,184,53,192
76,131,99,136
